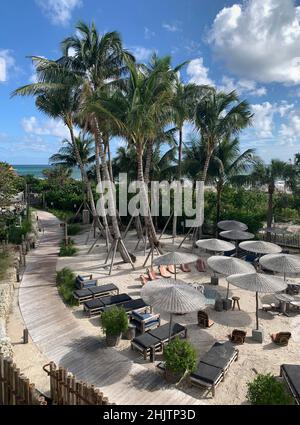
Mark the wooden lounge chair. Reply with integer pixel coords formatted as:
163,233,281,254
195,258,206,272
167,265,175,274
75,274,97,289
83,293,132,317
159,265,172,278
101,298,149,315
271,332,291,346
131,323,187,362
190,341,239,397
198,311,214,328
229,329,246,344
73,283,119,304
130,308,160,334
280,364,300,405
140,275,149,286
180,263,191,272
147,268,158,280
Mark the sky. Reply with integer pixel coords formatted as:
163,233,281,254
1,0,300,164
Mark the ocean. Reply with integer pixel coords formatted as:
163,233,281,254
12,164,81,180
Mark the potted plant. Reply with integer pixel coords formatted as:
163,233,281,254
163,337,197,384
101,307,128,347
247,373,294,405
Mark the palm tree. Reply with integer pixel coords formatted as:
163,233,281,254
207,138,256,222
246,160,295,240
49,133,95,178
194,90,253,183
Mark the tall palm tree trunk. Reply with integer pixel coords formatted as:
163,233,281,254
266,184,274,242
216,181,223,224
144,140,153,185
172,127,183,239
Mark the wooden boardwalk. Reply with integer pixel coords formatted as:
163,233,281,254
19,211,201,405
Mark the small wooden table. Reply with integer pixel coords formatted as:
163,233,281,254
232,296,241,311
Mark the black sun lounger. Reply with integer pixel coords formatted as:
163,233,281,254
101,298,149,315
131,322,187,361
190,341,238,397
73,283,119,303
280,364,300,405
83,293,132,317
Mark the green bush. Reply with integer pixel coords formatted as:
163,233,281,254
0,250,13,281
101,307,128,336
59,243,77,257
247,373,294,405
67,224,81,235
7,218,32,244
164,337,197,375
56,268,77,306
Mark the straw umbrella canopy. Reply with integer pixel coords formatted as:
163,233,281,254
239,240,282,255
227,272,287,330
196,238,235,254
259,253,300,281
207,256,255,298
153,251,199,279
141,278,207,340
219,230,255,241
217,220,248,231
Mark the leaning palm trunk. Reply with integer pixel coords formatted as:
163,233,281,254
137,147,161,250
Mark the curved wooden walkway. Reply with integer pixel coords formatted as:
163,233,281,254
19,211,200,405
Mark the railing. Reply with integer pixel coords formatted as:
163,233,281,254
259,232,300,249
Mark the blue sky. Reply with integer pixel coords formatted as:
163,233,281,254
1,0,300,164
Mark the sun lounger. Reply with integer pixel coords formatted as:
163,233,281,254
131,322,187,361
83,293,132,317
280,364,300,405
140,274,149,286
190,341,238,397
73,283,119,303
229,329,246,344
75,274,97,289
101,298,149,315
198,311,214,328
159,265,172,278
180,263,191,272
147,268,158,280
271,332,291,346
195,258,206,272
167,265,175,274
223,249,235,257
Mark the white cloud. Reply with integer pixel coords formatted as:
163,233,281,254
130,46,154,62
162,22,182,32
279,111,300,143
186,58,214,86
218,76,267,97
22,116,69,139
251,102,275,138
144,27,155,39
0,50,15,82
35,0,82,26
209,0,300,84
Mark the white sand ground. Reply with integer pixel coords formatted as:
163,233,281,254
7,215,300,404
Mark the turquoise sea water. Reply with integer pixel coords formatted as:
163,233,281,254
12,164,81,180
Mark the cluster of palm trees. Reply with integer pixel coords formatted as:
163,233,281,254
13,21,296,260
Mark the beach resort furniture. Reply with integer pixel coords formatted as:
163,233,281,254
190,341,239,397
75,274,97,289
131,323,187,361
214,299,223,312
167,265,175,274
223,249,235,257
198,311,214,328
195,258,206,272
130,308,160,334
275,293,295,315
280,364,300,405
271,332,291,346
101,298,149,315
159,265,172,278
147,268,158,280
262,302,279,315
232,296,241,311
83,293,132,317
140,274,149,286
73,283,119,303
286,283,300,296
180,263,191,272
229,329,246,344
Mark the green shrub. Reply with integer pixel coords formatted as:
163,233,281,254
56,268,77,306
59,243,77,257
101,307,128,336
247,373,294,405
67,224,81,235
0,250,13,281
164,337,197,375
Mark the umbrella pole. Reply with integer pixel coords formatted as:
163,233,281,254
256,291,259,330
174,265,177,280
226,282,230,299
168,313,173,341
